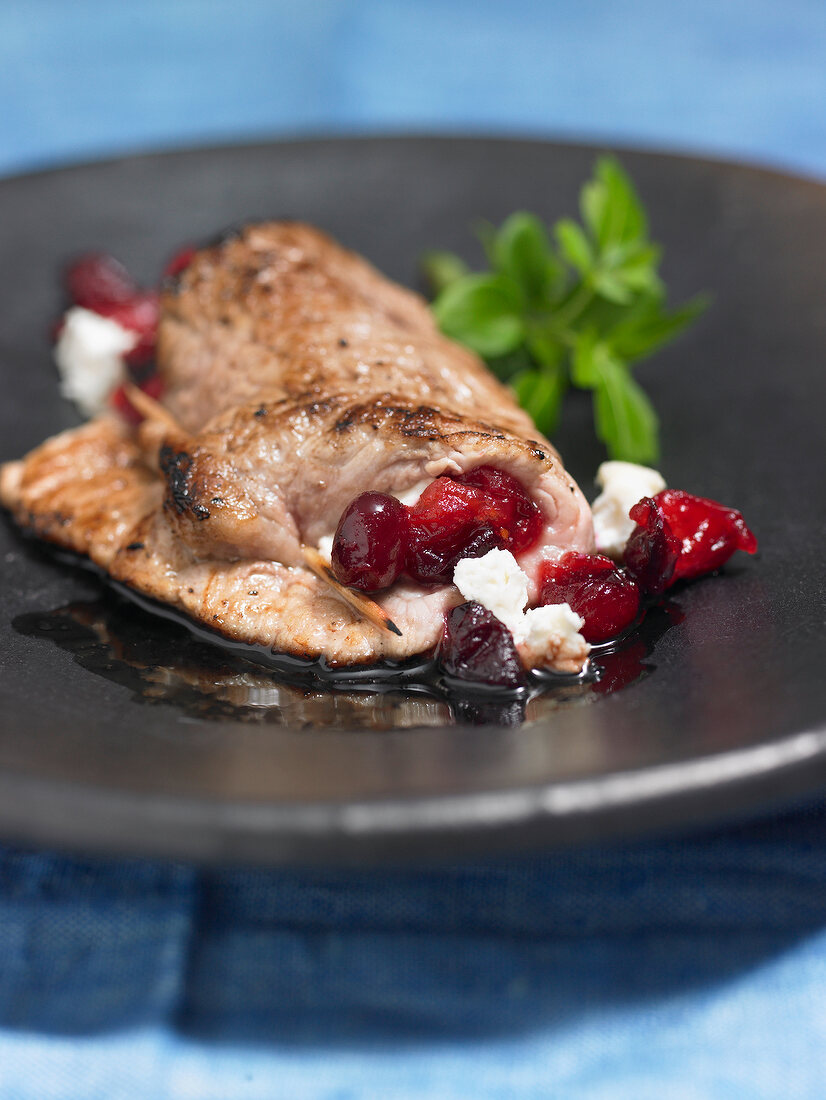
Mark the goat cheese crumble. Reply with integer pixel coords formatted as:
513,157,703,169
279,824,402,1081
453,548,588,666
592,460,666,558
54,307,136,417
519,601,587,652
452,547,528,636
317,533,334,561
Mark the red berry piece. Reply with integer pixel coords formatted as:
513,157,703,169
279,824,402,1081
111,373,164,425
65,253,137,311
459,524,502,561
405,466,542,584
440,602,527,688
456,465,543,552
163,245,197,280
623,497,681,595
539,551,642,643
331,492,409,592
96,291,160,368
653,489,757,582
406,477,501,584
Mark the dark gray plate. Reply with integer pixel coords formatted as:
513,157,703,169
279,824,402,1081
0,137,824,865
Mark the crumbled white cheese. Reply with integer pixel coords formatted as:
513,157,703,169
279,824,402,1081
520,602,586,651
592,460,666,559
54,307,136,417
452,548,529,637
317,534,334,561
392,479,431,507
453,548,589,671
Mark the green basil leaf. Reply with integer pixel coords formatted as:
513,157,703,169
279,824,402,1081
593,270,634,305
525,325,565,370
420,250,470,296
571,329,600,386
609,293,709,362
555,218,593,275
485,344,535,382
491,212,559,305
433,273,525,358
423,156,706,467
511,364,567,436
618,264,663,296
592,358,659,463
581,177,608,244
595,156,648,248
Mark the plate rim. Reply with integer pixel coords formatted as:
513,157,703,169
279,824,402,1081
0,723,824,864
2,129,826,193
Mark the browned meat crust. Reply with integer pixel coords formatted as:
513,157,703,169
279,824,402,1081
160,221,540,438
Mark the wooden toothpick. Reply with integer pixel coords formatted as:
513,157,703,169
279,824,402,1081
302,545,402,637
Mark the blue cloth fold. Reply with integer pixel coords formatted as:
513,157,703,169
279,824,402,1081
1,802,826,1096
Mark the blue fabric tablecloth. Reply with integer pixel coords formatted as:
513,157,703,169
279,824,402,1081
1,1,825,1095
1,802,826,1097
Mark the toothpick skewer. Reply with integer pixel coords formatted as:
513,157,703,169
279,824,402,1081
123,383,403,638
123,382,186,436
302,546,403,637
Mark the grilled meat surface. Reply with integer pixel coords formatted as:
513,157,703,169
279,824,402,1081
160,222,539,437
1,222,594,670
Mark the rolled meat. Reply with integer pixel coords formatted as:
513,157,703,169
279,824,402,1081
1,223,594,672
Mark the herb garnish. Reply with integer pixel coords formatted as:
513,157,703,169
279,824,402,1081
422,157,707,464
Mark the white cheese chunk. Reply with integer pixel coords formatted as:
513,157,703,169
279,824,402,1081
592,460,666,559
453,548,589,673
317,534,334,561
452,548,529,637
54,307,136,417
521,603,586,651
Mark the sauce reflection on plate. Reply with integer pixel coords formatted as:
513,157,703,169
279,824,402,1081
13,591,680,730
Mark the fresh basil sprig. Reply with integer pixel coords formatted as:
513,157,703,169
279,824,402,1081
422,157,707,464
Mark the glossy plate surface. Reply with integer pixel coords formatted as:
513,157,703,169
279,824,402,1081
0,137,824,864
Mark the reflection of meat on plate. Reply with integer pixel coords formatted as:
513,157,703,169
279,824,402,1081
0,223,593,672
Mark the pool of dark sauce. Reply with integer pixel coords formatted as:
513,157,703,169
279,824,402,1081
12,544,683,730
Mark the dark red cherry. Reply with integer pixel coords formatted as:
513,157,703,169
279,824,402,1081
59,254,159,367
406,477,501,584
456,465,543,552
95,291,160,367
440,602,527,688
623,497,681,595
65,252,137,311
405,467,542,584
331,492,408,592
653,489,757,582
539,551,642,643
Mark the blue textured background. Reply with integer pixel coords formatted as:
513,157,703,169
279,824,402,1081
3,0,826,180
1,2,825,1096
